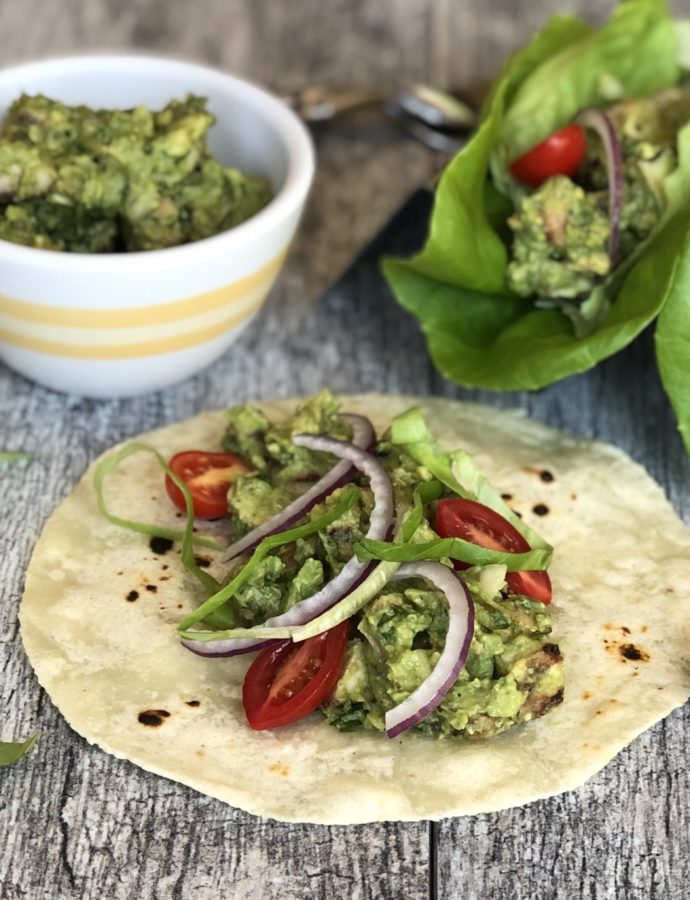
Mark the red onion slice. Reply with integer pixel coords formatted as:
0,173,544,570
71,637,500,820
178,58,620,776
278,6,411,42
182,637,277,659
221,413,374,564
384,562,475,739
576,108,624,264
182,436,394,659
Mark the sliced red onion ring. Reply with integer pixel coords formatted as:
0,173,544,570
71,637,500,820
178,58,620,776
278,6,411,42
384,562,475,739
221,413,375,565
576,108,624,264
182,436,394,659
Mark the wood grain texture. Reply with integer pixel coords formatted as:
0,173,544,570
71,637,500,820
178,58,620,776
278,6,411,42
1,1,689,898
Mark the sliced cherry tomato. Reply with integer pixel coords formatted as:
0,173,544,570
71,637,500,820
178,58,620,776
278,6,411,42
510,123,587,188
504,568,552,605
243,621,350,730
165,450,249,519
434,498,552,604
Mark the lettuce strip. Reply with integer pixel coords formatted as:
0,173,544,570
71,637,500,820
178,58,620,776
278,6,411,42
400,480,443,542
0,452,33,463
94,443,219,550
356,537,551,571
180,498,423,644
93,441,221,599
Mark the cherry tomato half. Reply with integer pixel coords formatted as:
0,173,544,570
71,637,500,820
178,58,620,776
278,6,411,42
510,123,587,188
243,622,350,730
165,450,249,519
434,498,552,604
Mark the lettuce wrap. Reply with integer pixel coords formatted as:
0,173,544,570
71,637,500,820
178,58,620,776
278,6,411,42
384,0,690,456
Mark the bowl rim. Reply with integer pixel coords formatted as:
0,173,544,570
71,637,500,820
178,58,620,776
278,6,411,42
0,53,315,272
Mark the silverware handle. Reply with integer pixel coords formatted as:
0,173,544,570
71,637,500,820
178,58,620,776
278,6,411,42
282,87,387,122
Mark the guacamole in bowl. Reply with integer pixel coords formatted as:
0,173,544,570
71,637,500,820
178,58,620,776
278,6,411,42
0,93,272,252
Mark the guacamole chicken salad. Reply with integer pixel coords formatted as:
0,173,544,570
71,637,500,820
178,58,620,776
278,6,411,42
157,391,563,741
19,394,690,823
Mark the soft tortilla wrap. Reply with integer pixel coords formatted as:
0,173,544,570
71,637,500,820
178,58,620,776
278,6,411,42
19,395,690,824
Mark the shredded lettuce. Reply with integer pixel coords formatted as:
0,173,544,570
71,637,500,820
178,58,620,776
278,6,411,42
360,409,554,567
179,498,422,644
177,485,361,631
282,560,401,642
94,442,220,550
400,480,443,542
179,559,402,645
389,408,552,553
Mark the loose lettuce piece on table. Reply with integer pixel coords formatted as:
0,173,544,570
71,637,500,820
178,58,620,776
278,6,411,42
383,0,684,391
0,734,39,768
0,452,33,463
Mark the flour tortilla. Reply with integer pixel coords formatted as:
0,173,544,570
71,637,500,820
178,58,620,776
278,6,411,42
19,395,690,824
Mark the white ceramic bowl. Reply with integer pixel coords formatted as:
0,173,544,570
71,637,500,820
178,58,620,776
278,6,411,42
0,55,315,398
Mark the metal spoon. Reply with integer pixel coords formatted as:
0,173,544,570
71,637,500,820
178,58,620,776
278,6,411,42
282,86,387,122
282,82,487,151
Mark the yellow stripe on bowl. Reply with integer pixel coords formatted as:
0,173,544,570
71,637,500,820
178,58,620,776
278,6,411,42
0,289,268,359
0,280,268,347
0,251,285,329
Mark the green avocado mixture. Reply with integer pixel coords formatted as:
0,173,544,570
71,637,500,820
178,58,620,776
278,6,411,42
219,391,564,740
0,94,272,252
324,571,562,739
506,86,690,302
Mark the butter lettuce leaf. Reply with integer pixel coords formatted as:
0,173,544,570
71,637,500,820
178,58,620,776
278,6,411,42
497,0,678,167
675,19,690,71
655,227,690,456
384,0,688,393
389,205,690,390
401,13,593,294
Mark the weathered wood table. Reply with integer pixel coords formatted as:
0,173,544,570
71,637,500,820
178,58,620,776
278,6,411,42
2,1,689,897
